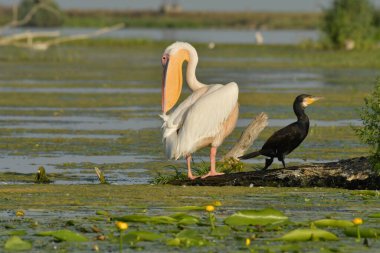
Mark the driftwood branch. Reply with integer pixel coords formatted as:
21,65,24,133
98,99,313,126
0,23,125,50
170,157,380,190
223,112,268,160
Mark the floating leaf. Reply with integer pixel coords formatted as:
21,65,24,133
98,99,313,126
210,226,231,238
7,230,27,236
369,213,380,218
224,208,288,226
166,238,181,246
167,229,209,247
4,236,32,251
95,210,109,216
171,213,200,225
36,229,88,242
279,228,339,241
123,231,163,243
344,227,380,238
177,217,199,225
149,216,177,224
314,219,354,228
113,215,150,223
115,214,177,224
168,206,205,212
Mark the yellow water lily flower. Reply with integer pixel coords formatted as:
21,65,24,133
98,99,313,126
115,221,128,231
245,238,251,246
352,217,363,225
205,205,215,212
15,210,25,217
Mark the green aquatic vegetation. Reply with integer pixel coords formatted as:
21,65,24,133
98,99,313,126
166,229,210,247
355,79,380,171
344,227,380,239
0,185,379,252
34,166,51,184
123,231,163,244
4,236,32,251
36,229,88,242
314,219,354,228
369,213,380,218
224,208,288,226
94,167,108,184
279,228,339,241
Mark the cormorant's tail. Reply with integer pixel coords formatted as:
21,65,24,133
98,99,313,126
239,150,261,160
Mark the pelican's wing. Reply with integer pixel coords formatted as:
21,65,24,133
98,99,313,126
161,87,208,159
176,82,239,158
161,87,208,139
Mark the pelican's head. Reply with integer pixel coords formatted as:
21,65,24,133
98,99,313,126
161,42,192,113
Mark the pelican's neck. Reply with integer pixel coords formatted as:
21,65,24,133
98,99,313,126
184,46,206,91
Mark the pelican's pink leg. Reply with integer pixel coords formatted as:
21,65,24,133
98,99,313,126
201,146,224,178
186,155,198,180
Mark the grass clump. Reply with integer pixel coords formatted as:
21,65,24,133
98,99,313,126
355,79,380,171
321,0,376,49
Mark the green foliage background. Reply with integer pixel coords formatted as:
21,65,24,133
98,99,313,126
356,79,380,171
322,0,376,49
18,0,63,27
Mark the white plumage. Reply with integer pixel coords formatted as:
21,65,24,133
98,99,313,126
160,41,239,179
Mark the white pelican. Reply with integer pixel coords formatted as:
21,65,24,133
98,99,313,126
160,42,239,179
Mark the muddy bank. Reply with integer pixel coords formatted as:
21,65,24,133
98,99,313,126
169,157,380,190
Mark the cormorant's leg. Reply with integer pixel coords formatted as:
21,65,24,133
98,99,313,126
186,155,197,180
262,157,274,170
278,155,286,169
201,146,224,178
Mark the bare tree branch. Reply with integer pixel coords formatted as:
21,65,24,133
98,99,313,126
223,112,268,160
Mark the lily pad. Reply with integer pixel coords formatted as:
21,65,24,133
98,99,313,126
36,229,88,242
211,226,231,238
7,230,27,236
114,214,182,224
171,213,200,225
314,219,354,228
123,231,163,243
168,206,205,212
369,212,380,218
279,228,339,241
167,229,209,247
113,215,150,223
4,236,32,251
224,208,288,226
344,227,380,238
95,210,109,216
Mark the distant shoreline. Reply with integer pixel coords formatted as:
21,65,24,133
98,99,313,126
0,6,321,30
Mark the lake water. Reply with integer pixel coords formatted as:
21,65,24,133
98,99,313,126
0,43,372,185
4,27,319,45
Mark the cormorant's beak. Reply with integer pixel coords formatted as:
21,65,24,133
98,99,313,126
161,49,189,113
304,96,324,106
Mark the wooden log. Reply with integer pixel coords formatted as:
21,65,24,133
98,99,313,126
169,157,380,190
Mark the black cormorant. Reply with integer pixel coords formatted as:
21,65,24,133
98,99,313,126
239,94,322,170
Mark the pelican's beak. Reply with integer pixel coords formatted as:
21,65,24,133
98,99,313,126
304,96,324,106
161,49,189,113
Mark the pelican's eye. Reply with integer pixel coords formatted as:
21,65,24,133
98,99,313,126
161,55,168,66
